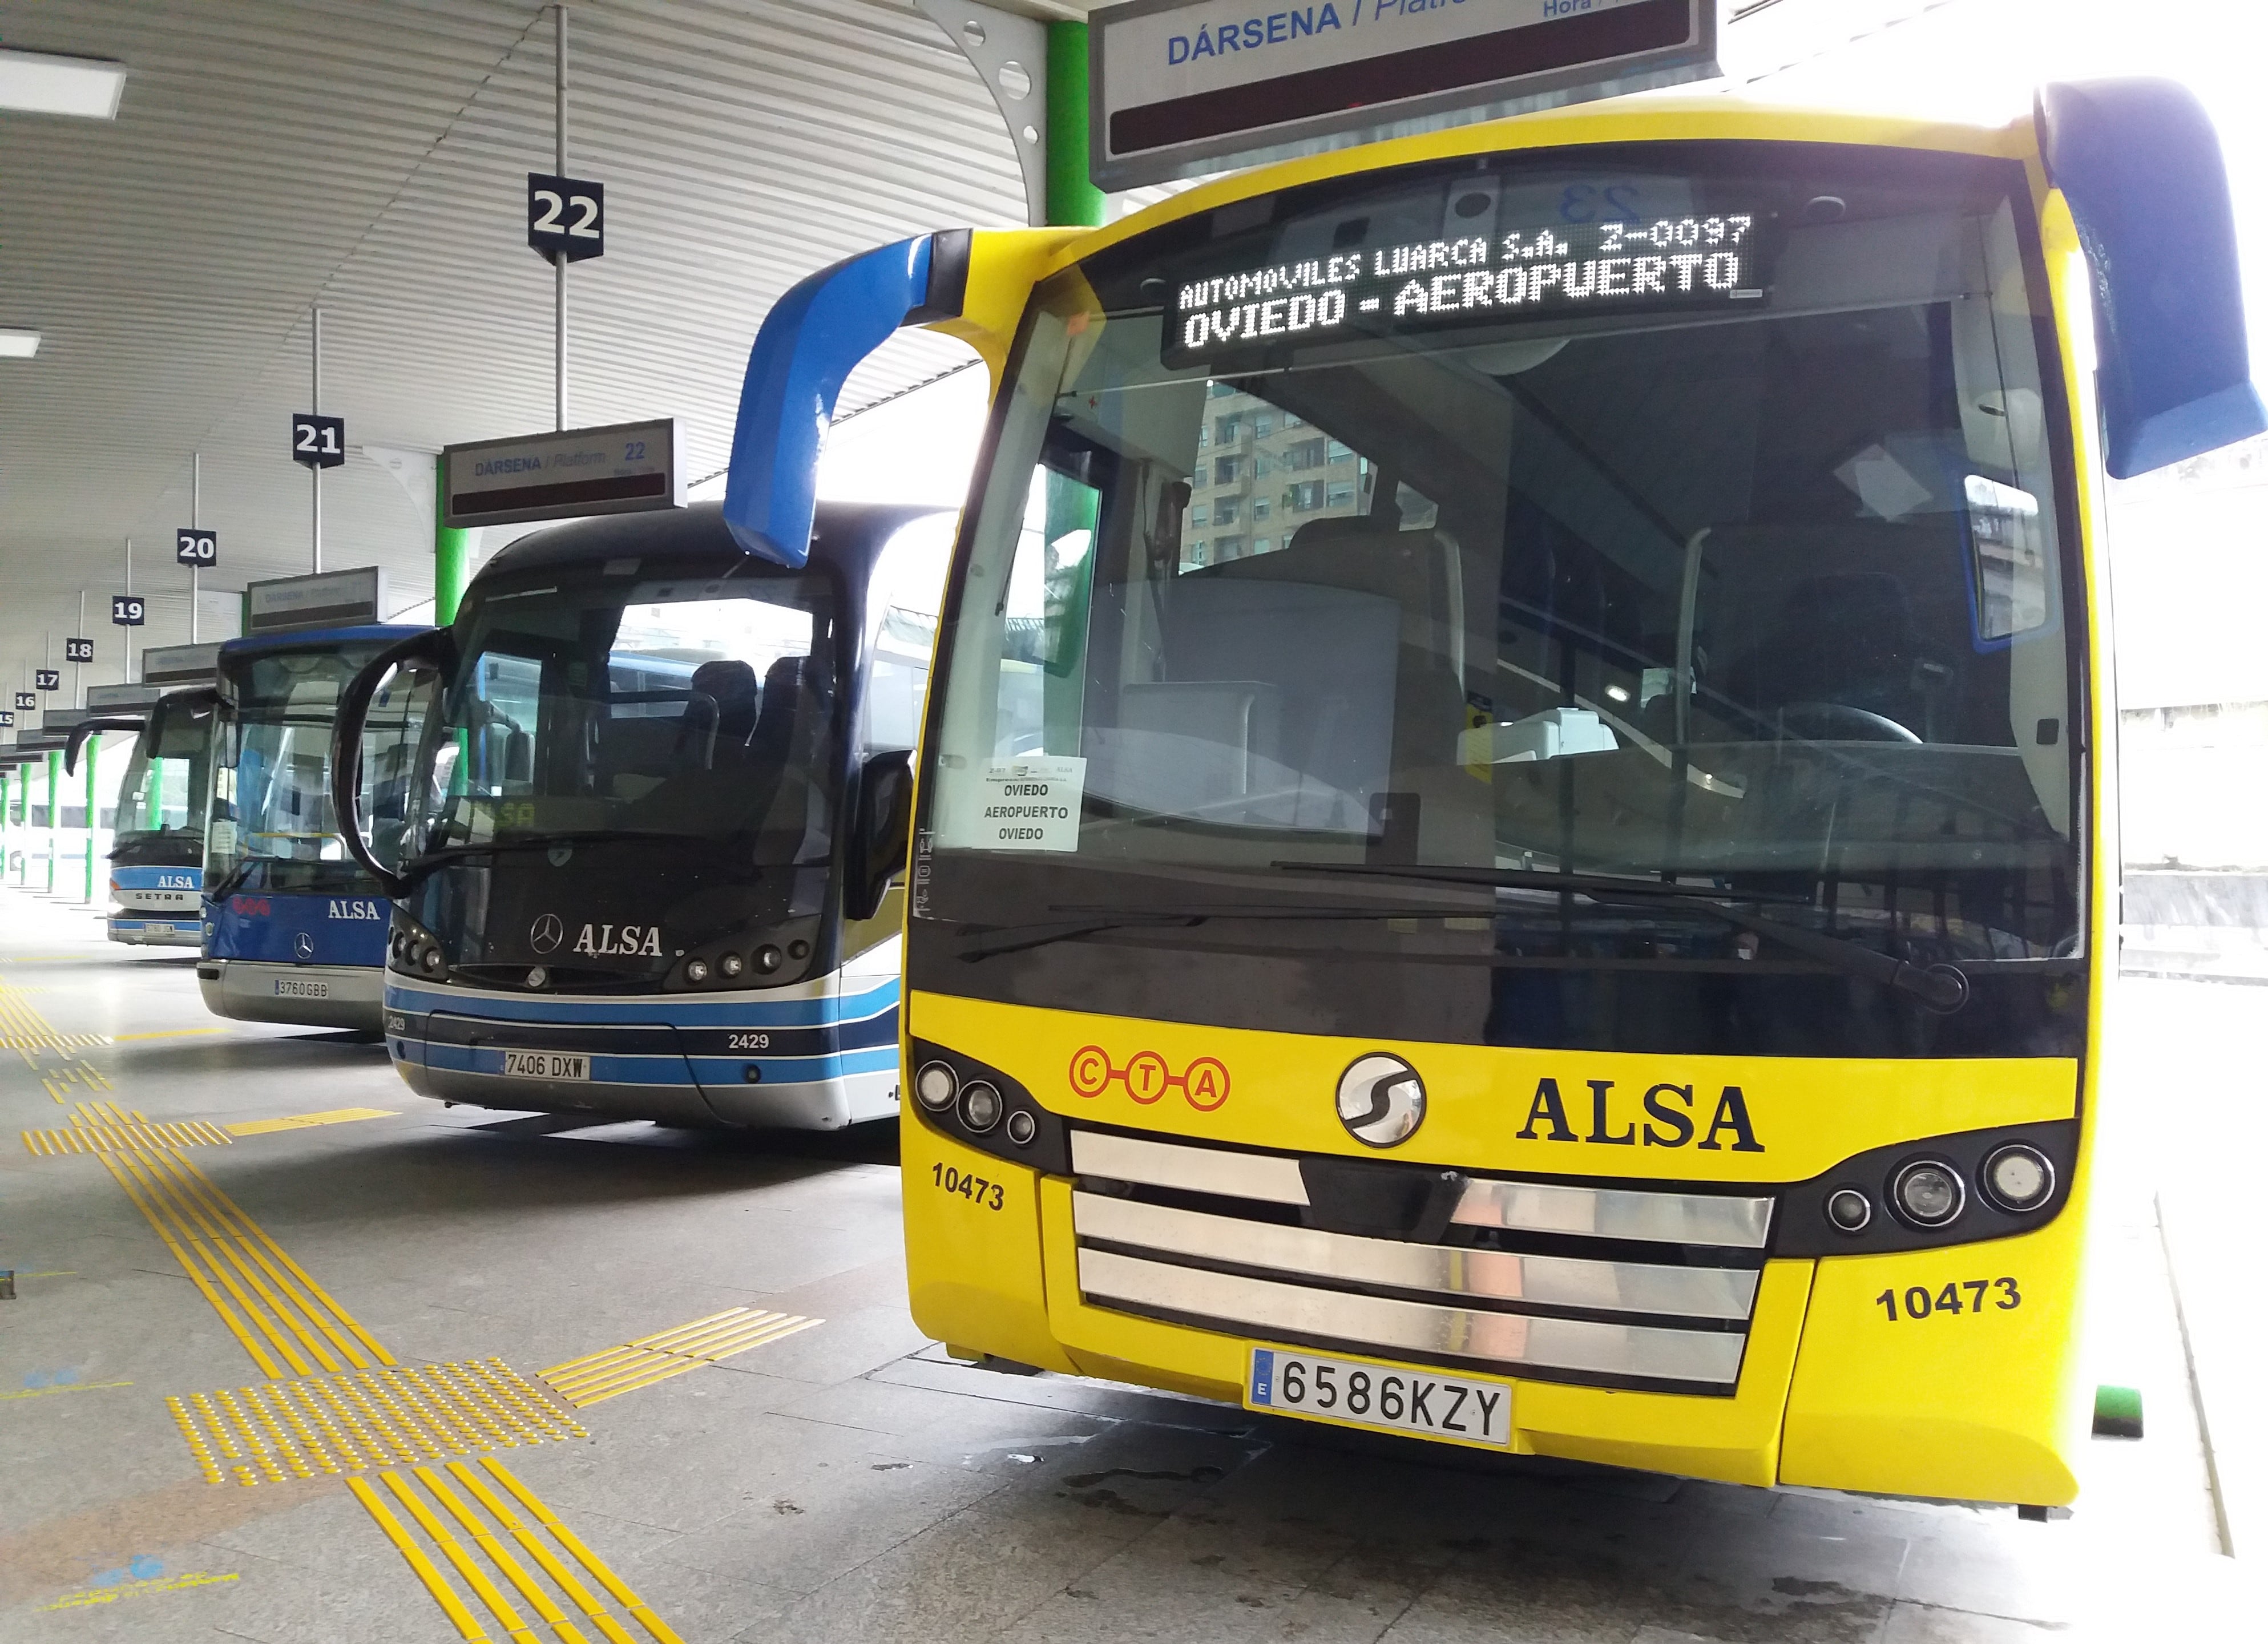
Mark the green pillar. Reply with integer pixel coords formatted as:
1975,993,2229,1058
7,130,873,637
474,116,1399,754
435,455,472,625
84,729,100,903
44,749,58,893
1046,23,1105,228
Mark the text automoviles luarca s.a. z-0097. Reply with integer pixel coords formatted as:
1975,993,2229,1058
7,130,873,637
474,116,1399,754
1164,206,1761,363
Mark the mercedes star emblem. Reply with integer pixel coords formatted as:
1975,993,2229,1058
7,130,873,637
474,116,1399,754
530,913,564,954
1336,1052,1426,1148
293,931,315,962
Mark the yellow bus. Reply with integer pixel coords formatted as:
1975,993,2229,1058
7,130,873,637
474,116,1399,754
720,78,2260,1511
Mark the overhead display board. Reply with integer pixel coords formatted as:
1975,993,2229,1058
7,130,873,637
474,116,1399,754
1090,0,1718,188
140,642,224,686
244,568,387,635
443,418,684,530
86,681,161,712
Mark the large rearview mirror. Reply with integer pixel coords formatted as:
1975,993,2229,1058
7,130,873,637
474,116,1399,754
846,749,914,924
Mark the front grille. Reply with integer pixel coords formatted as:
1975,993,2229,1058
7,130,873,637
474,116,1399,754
1069,1129,1772,1395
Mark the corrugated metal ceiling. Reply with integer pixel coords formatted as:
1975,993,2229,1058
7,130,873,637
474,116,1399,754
0,0,1031,686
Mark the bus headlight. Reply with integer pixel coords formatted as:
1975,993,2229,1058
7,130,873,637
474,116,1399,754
914,1060,958,1112
1890,1160,1965,1229
958,1080,1003,1133
1982,1144,2054,1213
719,952,744,979
685,959,710,984
419,947,443,973
1823,1188,1872,1233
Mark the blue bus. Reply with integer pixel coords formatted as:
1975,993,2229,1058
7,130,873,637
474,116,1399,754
67,661,223,945
198,624,428,1030
332,501,946,1129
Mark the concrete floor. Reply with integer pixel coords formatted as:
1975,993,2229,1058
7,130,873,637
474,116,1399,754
1,884,2259,1643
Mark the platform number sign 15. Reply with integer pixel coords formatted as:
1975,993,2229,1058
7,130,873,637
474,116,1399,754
291,413,346,469
35,669,59,691
176,527,218,566
0,710,11,726
111,594,146,627
527,173,604,262
65,637,94,663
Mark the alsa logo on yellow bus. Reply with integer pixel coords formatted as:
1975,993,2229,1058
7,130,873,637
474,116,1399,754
575,924,663,958
1517,1076,1764,1153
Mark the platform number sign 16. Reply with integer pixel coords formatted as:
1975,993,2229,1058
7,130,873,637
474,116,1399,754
291,414,346,469
35,669,59,692
527,173,604,262
176,527,218,566
13,692,33,709
65,637,94,663
111,594,146,627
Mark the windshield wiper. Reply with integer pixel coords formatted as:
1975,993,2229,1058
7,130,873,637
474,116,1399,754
1271,861,1970,1011
956,903,1474,961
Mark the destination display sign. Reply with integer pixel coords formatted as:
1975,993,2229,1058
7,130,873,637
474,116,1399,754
140,643,223,688
245,568,386,636
1092,0,1717,188
443,418,684,530
1165,199,1761,364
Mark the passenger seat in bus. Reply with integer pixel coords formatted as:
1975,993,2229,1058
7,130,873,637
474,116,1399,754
676,659,761,768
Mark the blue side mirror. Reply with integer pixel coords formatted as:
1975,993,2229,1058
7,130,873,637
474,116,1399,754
2037,78,2266,478
723,230,972,567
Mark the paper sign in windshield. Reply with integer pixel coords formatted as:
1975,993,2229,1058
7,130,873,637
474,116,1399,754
978,757,1087,853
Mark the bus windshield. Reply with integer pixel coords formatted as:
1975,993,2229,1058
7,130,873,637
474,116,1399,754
111,693,215,865
926,146,2081,972
410,556,838,867
211,644,398,894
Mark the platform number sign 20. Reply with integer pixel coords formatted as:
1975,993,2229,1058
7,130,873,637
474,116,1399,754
176,527,218,566
111,594,146,627
527,173,604,262
65,637,94,663
34,669,59,692
291,414,346,470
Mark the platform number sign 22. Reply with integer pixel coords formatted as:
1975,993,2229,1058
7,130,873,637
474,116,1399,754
66,637,94,663
291,414,346,470
527,173,604,262
111,595,145,627
176,528,218,566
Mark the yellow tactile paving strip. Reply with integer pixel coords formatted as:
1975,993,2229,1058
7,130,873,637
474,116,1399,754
169,1360,588,1486
352,1459,685,1644
24,1113,235,1153
541,1307,821,1408
226,1105,398,1136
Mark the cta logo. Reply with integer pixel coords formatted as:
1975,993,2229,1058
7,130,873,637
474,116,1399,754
1336,1053,1426,1148
574,923,661,958
326,898,384,920
1068,1045,1230,1112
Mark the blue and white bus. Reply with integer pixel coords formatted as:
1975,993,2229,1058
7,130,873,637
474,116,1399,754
199,621,428,1030
67,652,223,945
332,500,947,1129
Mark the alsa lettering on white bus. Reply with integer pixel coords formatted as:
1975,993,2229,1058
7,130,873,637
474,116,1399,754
1516,1077,1765,1153
326,899,385,920
574,924,663,957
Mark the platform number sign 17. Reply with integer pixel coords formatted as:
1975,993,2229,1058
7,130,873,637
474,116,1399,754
111,594,146,627
65,637,94,663
176,527,219,566
527,173,604,262
35,669,59,692
291,414,346,469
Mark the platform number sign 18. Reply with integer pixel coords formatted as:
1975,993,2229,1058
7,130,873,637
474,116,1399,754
111,594,146,627
176,527,218,566
291,413,346,469
35,669,59,691
527,173,604,262
65,637,94,663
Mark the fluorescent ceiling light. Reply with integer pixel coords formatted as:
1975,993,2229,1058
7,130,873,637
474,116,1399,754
0,330,39,358
0,48,126,119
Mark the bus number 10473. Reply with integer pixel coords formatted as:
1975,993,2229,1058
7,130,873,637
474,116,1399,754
1876,1278,2020,1321
932,1162,1003,1211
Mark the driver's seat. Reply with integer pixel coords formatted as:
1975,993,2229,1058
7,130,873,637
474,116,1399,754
1749,572,1931,737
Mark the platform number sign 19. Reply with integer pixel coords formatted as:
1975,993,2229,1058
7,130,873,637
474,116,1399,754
291,413,346,469
527,173,604,262
176,527,218,566
35,669,59,692
65,637,94,664
111,594,146,627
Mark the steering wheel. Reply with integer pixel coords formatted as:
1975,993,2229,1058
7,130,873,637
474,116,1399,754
1776,701,1922,745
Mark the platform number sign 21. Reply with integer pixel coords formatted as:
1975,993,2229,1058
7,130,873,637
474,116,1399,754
176,528,218,566
291,414,346,470
111,595,146,627
65,637,94,664
527,173,604,262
